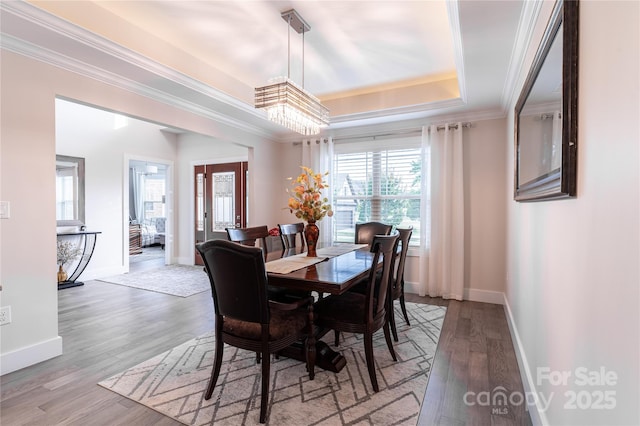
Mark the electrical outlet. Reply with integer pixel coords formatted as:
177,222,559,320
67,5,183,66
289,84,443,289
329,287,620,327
0,306,11,325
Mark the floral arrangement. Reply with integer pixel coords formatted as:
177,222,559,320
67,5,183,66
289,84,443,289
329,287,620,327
287,166,333,222
57,240,82,267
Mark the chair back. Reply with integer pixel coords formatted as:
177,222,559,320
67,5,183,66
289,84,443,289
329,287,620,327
392,227,413,296
365,234,399,320
278,222,306,251
355,221,393,246
226,225,270,259
196,239,269,324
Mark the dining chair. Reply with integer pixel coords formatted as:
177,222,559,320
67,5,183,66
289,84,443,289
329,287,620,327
278,222,306,252
388,227,413,341
227,225,311,303
226,226,270,259
313,233,399,392
332,221,393,345
355,221,393,246
196,239,315,424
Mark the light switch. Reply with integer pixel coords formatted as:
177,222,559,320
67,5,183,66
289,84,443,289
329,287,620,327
0,201,9,219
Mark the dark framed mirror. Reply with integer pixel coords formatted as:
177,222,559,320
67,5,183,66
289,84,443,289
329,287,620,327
56,155,85,226
514,0,578,201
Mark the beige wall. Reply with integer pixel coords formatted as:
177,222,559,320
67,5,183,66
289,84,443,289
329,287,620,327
505,2,639,424
0,51,282,374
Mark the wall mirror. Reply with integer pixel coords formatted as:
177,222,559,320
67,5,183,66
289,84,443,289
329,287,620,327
56,155,85,226
514,0,578,201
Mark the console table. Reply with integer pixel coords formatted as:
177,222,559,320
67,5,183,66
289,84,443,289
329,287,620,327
56,231,101,290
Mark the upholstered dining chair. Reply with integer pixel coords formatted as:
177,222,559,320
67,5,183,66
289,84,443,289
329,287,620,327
355,221,393,246
332,221,393,345
278,222,306,253
196,239,315,424
313,233,399,392
227,225,310,303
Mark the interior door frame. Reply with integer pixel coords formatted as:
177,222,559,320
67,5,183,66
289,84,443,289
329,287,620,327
123,155,173,270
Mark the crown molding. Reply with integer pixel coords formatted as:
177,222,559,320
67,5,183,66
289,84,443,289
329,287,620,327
501,0,544,112
0,1,277,139
330,98,467,126
447,0,467,104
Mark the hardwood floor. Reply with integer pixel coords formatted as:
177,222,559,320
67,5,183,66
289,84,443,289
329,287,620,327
1,274,531,425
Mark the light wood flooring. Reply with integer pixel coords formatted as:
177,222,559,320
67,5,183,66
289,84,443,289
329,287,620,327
1,260,531,425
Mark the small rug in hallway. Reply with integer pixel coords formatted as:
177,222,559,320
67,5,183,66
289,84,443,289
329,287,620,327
99,303,446,425
98,265,210,297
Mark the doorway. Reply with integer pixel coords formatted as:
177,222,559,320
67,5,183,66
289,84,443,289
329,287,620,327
194,162,248,265
129,160,169,268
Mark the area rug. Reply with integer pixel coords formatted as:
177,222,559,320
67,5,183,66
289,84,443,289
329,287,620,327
130,246,165,263
98,265,210,297
99,303,446,425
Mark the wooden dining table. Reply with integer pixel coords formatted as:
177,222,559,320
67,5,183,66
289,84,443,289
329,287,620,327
266,244,375,295
265,244,377,372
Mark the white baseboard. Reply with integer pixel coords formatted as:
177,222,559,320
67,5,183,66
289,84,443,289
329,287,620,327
405,281,504,305
502,294,548,426
0,336,63,376
464,287,504,304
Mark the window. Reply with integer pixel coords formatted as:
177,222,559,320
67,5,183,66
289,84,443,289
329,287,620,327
143,176,165,219
332,137,423,245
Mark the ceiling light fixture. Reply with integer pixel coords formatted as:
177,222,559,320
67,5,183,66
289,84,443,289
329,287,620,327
255,9,329,135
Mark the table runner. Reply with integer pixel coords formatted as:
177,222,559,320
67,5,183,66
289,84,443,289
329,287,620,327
265,244,369,274
265,253,327,274
316,243,368,257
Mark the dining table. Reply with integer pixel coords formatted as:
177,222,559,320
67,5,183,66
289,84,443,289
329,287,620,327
265,243,376,372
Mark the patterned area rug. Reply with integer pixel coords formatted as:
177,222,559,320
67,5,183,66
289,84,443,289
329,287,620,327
98,265,210,297
99,303,446,425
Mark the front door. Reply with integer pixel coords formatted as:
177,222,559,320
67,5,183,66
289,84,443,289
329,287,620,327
194,162,248,265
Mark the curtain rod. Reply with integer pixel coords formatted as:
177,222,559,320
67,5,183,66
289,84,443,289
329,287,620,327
292,122,473,145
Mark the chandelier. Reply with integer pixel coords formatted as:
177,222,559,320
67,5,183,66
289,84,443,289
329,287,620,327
255,9,329,135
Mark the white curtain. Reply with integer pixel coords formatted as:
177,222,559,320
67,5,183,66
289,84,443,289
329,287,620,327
130,168,144,222
418,123,465,300
302,137,334,245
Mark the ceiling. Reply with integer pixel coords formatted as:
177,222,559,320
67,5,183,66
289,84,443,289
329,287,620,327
1,0,529,138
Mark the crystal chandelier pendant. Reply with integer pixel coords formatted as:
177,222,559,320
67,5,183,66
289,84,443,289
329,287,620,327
254,9,329,135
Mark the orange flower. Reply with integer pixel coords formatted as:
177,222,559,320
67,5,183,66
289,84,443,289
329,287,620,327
285,166,333,222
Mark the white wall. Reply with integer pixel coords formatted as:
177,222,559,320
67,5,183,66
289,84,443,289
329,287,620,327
0,51,281,374
462,117,508,302
505,2,639,425
56,99,177,279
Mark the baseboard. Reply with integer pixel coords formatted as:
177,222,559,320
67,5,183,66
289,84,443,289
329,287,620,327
405,281,504,305
0,336,63,376
502,294,548,426
463,287,504,304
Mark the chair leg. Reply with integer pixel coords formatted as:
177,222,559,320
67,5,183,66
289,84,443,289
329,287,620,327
389,300,399,342
334,329,340,346
259,348,270,423
383,321,397,362
205,323,225,400
363,331,379,392
399,292,411,326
